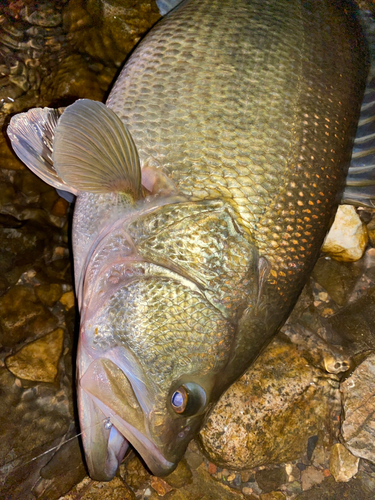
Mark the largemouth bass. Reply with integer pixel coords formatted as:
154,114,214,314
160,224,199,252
7,0,368,482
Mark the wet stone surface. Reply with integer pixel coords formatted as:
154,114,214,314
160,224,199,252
2,1,375,500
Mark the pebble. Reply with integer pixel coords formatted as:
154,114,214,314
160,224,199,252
5,328,64,382
329,443,359,482
60,291,75,310
150,476,173,496
322,205,368,262
300,466,325,491
35,283,63,307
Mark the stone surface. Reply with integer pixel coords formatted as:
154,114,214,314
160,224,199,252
150,476,173,495
255,467,287,493
341,352,375,463
199,334,341,469
59,476,136,500
163,458,193,488
260,493,286,500
60,291,75,310
301,467,325,491
326,288,375,357
147,465,244,500
5,328,64,382
294,473,375,499
311,256,364,306
329,443,359,482
0,285,59,347
35,283,63,307
322,205,368,262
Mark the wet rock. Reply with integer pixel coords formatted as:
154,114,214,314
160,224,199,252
199,334,341,469
60,290,75,310
148,464,244,500
0,285,59,346
311,256,364,306
329,443,359,482
326,288,375,356
260,493,286,500
294,473,375,499
185,443,204,470
285,463,301,482
151,476,173,495
367,217,375,246
35,283,63,307
281,323,351,375
341,352,375,463
59,476,136,500
63,0,161,66
163,458,193,488
301,467,325,491
255,466,287,493
0,366,73,500
5,328,64,382
322,205,368,262
119,454,151,491
32,426,86,499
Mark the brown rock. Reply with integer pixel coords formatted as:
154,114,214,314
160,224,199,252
151,476,173,496
0,285,59,346
60,291,75,310
163,459,193,488
341,352,375,463
260,493,286,500
152,464,243,500
329,443,359,482
301,467,325,491
5,328,64,382
199,335,341,469
35,283,63,307
52,197,69,217
59,476,135,500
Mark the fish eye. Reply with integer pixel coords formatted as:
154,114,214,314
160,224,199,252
171,386,188,413
170,383,206,416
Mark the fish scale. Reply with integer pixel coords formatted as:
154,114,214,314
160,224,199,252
107,0,364,317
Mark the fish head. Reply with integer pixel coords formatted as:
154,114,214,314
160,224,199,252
78,258,237,479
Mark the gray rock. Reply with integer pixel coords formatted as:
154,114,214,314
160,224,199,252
341,352,375,463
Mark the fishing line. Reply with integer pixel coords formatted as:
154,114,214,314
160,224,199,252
0,417,110,476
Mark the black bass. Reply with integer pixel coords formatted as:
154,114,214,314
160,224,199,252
7,0,368,481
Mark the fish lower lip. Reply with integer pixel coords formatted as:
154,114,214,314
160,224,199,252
87,391,176,476
79,355,176,477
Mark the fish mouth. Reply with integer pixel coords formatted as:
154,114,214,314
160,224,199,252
78,350,177,480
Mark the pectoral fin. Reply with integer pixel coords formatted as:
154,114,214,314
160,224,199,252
7,106,77,196
7,99,142,200
53,99,142,198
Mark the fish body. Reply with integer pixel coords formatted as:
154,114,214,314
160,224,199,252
7,0,368,482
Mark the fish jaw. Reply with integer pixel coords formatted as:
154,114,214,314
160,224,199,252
77,340,202,479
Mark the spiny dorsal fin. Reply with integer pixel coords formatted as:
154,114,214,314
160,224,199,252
7,107,77,196
53,99,142,198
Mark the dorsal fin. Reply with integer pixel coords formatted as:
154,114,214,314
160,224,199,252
7,107,77,196
53,99,142,198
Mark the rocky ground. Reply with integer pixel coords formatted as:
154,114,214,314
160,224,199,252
2,1,375,499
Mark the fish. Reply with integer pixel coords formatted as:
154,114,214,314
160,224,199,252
7,0,369,482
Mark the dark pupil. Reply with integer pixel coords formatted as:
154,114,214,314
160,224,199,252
172,390,184,408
